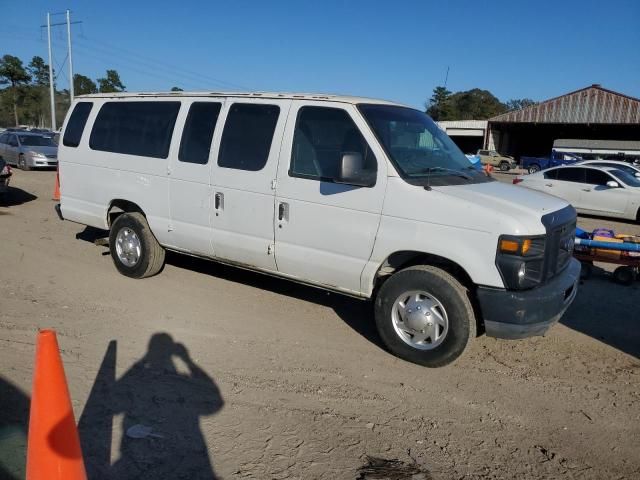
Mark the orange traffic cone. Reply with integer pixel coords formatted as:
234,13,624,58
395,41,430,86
26,330,87,480
52,167,60,201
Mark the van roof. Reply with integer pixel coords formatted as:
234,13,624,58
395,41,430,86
76,91,409,107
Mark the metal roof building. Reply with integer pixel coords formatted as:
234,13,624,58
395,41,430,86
485,85,640,160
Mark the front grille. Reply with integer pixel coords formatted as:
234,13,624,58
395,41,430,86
541,206,577,280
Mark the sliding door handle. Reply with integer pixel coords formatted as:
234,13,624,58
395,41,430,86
214,192,224,211
278,202,289,222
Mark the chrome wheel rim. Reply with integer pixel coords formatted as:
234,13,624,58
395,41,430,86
115,227,141,267
391,290,449,350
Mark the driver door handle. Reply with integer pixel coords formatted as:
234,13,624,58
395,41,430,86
545,183,553,187
582,188,591,192
278,202,289,223
214,192,224,212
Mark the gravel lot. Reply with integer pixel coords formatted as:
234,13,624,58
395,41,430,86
1,170,639,479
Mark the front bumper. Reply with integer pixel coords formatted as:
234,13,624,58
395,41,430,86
478,258,580,339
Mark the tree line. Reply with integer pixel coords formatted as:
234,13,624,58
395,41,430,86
426,86,536,121
0,54,126,128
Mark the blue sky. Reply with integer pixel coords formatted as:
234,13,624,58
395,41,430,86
3,0,639,108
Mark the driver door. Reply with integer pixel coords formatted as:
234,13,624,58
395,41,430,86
273,101,387,295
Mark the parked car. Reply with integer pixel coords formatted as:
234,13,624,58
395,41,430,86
476,149,517,171
514,165,640,221
576,160,640,178
0,131,58,170
0,157,11,198
56,92,580,367
521,151,581,174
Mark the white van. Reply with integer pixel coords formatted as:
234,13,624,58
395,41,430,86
56,92,580,367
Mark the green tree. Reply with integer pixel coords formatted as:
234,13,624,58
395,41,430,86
170,86,183,91
28,56,50,86
74,74,98,95
447,89,507,120
0,55,31,126
97,69,125,93
426,86,452,121
505,98,537,111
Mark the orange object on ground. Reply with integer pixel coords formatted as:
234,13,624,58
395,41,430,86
483,163,494,176
52,168,60,201
26,330,87,480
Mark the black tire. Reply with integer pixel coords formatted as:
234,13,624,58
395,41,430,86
18,154,30,171
499,161,510,172
109,212,165,279
613,266,634,286
374,265,476,367
580,262,593,280
528,164,540,174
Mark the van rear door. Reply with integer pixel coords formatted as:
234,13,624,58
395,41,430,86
210,99,291,271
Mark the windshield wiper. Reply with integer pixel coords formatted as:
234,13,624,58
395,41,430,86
416,167,473,179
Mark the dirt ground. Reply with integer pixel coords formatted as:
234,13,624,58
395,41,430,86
1,170,639,480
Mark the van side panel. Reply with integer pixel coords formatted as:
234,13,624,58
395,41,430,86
59,99,182,245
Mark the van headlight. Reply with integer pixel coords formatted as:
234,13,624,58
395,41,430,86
496,235,546,290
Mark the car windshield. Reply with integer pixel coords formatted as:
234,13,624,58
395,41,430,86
358,104,490,186
610,169,640,187
18,135,56,147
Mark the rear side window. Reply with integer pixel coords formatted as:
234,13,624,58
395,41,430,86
290,106,377,181
585,169,612,186
63,102,93,147
218,104,280,171
90,101,180,158
556,167,585,183
178,102,221,164
543,169,558,179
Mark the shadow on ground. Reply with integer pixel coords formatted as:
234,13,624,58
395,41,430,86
0,186,37,207
73,228,383,351
0,377,29,479
166,252,383,349
562,270,639,359
78,333,224,479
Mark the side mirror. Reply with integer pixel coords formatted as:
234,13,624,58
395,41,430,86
335,152,375,187
634,172,640,178
606,180,619,188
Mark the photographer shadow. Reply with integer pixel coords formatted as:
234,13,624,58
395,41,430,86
78,333,223,479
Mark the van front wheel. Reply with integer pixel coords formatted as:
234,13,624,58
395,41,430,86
374,265,476,367
109,212,165,278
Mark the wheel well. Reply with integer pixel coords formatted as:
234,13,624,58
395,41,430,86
374,251,474,291
107,199,145,227
373,251,484,335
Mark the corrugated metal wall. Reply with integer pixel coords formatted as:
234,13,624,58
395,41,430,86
490,86,640,124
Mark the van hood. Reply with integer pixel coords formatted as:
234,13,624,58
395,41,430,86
435,180,570,233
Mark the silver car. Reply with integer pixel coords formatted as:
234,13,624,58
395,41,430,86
0,131,58,170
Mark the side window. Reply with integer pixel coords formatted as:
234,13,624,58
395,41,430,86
585,169,613,186
178,102,221,164
217,103,280,171
290,106,377,182
90,101,181,158
543,169,558,179
0,134,7,144
478,150,488,156
8,135,18,147
556,167,585,183
63,102,93,147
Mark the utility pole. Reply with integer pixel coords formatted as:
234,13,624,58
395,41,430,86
42,12,82,130
47,13,56,131
444,66,450,89
66,10,74,102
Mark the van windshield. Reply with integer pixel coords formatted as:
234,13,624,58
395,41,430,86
358,104,491,186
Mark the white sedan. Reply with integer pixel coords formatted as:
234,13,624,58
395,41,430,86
514,165,640,221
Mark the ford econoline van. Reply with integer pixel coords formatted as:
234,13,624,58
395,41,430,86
56,92,580,367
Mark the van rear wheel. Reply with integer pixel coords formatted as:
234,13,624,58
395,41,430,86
374,265,475,367
109,212,165,278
